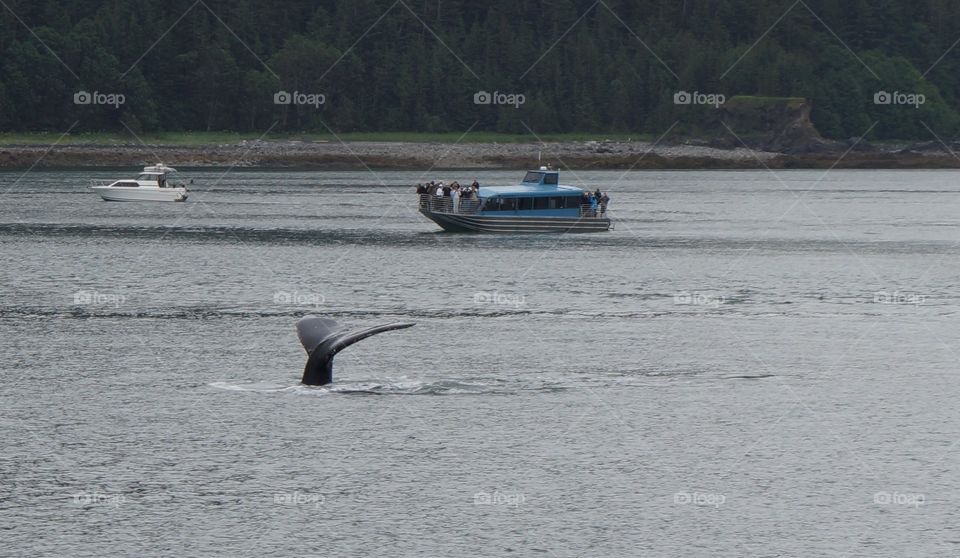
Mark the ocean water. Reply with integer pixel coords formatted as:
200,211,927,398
1,168,959,557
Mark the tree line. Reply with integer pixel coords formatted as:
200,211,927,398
1,0,959,140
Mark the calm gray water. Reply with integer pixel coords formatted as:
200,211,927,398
2,168,959,557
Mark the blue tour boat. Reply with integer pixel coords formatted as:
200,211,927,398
418,168,611,233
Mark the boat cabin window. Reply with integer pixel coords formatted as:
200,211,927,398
522,172,542,183
483,197,516,211
546,196,580,209
543,173,558,185
484,195,581,211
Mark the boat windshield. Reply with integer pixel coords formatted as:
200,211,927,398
137,173,162,181
521,171,558,184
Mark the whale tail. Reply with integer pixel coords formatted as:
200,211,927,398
296,315,415,386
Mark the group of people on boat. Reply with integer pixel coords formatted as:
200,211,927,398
416,180,481,213
416,180,480,198
583,189,611,217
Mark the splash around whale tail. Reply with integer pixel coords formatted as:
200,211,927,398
296,315,416,386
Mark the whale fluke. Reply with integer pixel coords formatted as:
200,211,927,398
296,315,415,386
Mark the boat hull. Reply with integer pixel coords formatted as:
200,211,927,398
420,209,610,233
92,186,187,202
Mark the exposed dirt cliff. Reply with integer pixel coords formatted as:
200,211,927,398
713,96,840,154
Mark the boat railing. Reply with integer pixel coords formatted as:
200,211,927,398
419,194,481,215
580,205,609,219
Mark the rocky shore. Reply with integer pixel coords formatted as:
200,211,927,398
1,137,959,170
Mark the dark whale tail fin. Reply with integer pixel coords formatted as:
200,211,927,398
296,316,415,386
296,317,343,354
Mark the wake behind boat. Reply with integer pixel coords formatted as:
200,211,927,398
416,168,611,233
91,164,188,202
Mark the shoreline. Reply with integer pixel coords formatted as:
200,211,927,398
1,139,959,170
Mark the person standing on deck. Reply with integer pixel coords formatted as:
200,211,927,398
440,182,451,212
451,183,461,213
600,192,609,216
432,182,442,211
416,183,427,209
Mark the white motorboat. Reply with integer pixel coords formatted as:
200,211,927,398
91,164,188,202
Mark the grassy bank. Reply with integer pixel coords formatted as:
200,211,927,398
0,131,657,146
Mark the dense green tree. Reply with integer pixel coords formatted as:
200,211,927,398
0,0,957,139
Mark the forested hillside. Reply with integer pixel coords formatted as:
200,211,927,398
1,0,959,139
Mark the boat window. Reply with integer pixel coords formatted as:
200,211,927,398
501,197,517,211
564,196,582,208
548,197,562,209
522,172,543,183
482,198,500,211
137,174,152,180
543,173,558,185
518,197,533,210
533,197,549,210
